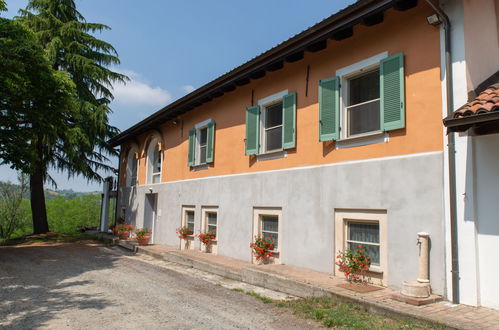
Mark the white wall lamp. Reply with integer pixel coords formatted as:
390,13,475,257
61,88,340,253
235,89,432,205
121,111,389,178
426,14,442,26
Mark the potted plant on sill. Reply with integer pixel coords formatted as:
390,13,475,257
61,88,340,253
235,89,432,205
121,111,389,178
176,226,193,239
176,226,193,249
134,228,151,246
250,235,275,264
197,231,216,253
115,224,134,240
335,244,371,283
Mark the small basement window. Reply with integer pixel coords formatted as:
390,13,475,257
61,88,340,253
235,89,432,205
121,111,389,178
346,221,380,266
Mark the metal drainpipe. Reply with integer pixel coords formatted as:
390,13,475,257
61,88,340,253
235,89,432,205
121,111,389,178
114,147,122,228
424,0,459,304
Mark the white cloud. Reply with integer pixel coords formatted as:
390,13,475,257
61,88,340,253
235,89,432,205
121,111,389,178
181,85,195,94
111,69,172,107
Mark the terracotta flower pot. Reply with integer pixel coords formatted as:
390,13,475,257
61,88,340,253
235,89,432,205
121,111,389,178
118,231,130,240
137,236,150,246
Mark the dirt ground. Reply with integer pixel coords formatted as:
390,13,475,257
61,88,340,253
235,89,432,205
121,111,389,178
0,242,319,329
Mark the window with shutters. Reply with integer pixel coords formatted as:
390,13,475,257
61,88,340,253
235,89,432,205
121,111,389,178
245,90,296,156
253,208,282,263
188,119,215,168
319,52,404,144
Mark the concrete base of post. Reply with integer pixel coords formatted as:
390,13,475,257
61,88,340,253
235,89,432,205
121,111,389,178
401,280,431,298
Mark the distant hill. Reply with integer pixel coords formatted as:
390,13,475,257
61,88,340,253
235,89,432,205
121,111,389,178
45,189,100,200
0,180,99,200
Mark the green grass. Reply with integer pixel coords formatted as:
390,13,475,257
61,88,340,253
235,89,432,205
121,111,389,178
245,290,274,303
275,297,442,329
0,232,111,246
232,288,274,304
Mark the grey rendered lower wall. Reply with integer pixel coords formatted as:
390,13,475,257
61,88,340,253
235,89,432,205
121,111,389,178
120,151,446,295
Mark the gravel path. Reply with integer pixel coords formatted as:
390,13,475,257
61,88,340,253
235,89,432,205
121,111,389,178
0,242,319,329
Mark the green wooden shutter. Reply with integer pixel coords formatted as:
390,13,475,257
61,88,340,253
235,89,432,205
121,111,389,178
381,53,405,131
319,76,340,141
188,128,196,166
282,92,296,149
206,120,215,163
245,105,260,155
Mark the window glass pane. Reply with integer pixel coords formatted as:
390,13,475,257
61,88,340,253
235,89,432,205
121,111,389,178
348,100,380,135
265,126,282,151
208,225,217,234
348,242,380,265
265,102,283,128
262,215,278,232
207,213,217,225
199,127,208,146
153,149,161,173
131,159,137,185
262,231,278,249
199,146,207,164
348,222,379,243
186,210,195,233
152,173,160,184
348,69,379,105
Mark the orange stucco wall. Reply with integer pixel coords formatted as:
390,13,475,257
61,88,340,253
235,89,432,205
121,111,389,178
121,3,443,187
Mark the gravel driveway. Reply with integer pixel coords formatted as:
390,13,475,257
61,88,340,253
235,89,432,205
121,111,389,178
0,242,318,329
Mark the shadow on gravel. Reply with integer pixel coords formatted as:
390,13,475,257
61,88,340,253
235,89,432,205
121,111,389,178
0,243,119,329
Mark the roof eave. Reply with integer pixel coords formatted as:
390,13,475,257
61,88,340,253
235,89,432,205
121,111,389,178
443,111,499,132
108,0,402,147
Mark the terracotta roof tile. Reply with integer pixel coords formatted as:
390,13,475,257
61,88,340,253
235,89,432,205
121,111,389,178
453,84,499,118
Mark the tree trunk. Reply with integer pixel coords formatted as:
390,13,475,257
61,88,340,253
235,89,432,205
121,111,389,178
30,166,49,234
30,140,49,234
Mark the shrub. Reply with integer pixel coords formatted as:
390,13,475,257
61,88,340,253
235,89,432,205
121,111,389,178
335,244,371,282
176,226,193,239
250,235,275,261
197,231,216,246
134,228,151,239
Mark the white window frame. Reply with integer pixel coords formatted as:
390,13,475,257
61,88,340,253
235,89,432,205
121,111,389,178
182,207,195,235
193,119,213,167
253,207,282,263
336,52,389,145
180,206,196,250
201,206,218,254
146,137,162,185
258,90,288,155
334,209,388,284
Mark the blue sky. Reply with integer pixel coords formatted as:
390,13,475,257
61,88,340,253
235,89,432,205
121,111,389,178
1,0,355,191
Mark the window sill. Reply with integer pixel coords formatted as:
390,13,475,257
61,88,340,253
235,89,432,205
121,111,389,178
190,163,210,171
140,182,163,187
335,131,388,149
256,150,287,162
367,266,383,274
